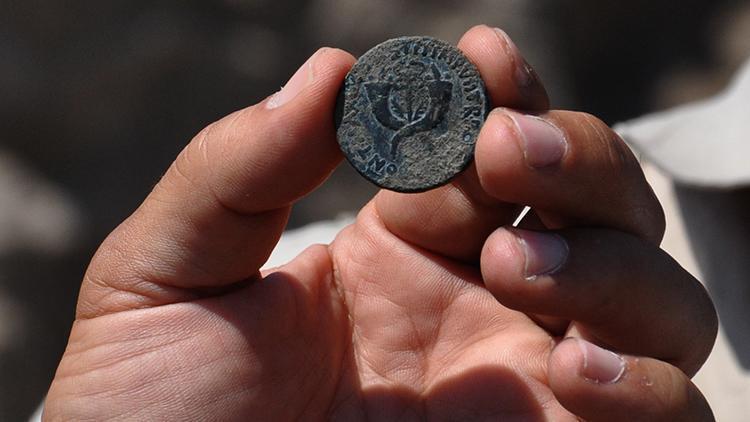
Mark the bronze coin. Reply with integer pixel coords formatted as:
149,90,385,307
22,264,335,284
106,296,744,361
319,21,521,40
335,36,489,192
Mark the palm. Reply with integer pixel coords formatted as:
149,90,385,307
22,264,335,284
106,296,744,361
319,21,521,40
155,205,567,420
325,208,564,420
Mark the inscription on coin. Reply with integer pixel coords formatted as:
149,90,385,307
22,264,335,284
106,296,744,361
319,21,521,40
335,36,489,192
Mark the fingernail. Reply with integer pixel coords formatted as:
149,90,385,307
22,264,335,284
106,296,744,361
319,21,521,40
508,112,568,168
576,338,626,384
512,229,568,281
266,48,324,109
494,28,544,101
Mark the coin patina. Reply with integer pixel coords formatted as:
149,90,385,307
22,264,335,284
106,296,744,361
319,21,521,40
335,36,489,193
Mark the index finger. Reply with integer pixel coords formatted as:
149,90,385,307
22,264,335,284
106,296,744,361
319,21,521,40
77,48,355,319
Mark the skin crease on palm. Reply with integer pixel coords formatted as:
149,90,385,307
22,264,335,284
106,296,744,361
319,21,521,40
44,26,718,421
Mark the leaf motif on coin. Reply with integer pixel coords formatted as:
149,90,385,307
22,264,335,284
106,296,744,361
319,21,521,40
337,37,489,192
365,66,453,158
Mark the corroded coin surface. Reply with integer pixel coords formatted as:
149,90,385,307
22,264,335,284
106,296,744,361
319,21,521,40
335,36,489,192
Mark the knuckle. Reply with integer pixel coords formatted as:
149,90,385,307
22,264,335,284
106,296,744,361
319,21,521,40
168,105,262,213
575,112,666,241
578,112,637,176
662,368,693,417
162,140,206,198
161,118,222,195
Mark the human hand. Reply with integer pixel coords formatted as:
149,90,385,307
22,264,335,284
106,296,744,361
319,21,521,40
45,26,717,421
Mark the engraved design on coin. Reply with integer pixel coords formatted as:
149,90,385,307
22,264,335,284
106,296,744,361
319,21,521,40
336,36,489,193
364,63,453,158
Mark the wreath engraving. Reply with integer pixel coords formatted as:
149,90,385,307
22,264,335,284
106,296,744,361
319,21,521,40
365,64,453,158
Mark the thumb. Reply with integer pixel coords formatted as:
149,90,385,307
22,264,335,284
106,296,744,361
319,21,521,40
78,47,355,319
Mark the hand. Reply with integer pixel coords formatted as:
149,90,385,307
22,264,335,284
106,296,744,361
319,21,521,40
45,26,717,421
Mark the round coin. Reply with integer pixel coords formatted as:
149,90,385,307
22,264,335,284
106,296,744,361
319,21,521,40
335,36,489,193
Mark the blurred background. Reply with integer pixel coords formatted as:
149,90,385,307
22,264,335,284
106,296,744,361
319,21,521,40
2,0,749,419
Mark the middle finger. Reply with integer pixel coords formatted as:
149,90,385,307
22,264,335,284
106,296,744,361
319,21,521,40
480,226,717,375
475,108,665,244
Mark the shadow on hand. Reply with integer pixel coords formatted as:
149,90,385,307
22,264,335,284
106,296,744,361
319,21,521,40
337,366,547,420
199,270,548,420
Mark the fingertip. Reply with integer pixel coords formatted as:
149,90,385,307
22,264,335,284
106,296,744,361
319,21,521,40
480,227,531,303
270,244,335,293
548,338,585,389
463,23,495,36
475,110,526,199
458,25,548,110
481,227,570,313
548,338,629,419
324,46,357,64
457,24,504,63
550,338,626,387
265,46,355,113
311,47,357,79
548,338,621,419
219,46,357,212
549,339,714,421
476,108,571,202
481,227,526,276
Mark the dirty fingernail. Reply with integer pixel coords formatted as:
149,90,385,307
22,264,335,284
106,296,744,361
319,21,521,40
577,338,626,384
508,112,568,168
512,229,569,281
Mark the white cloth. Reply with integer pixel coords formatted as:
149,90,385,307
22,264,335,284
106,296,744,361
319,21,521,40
615,58,750,188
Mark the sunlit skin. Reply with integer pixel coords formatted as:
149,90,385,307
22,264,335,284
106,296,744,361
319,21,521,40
44,26,717,421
